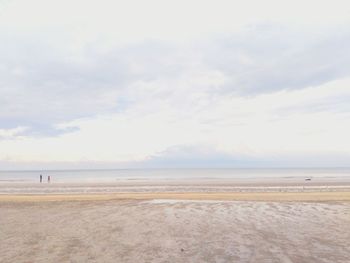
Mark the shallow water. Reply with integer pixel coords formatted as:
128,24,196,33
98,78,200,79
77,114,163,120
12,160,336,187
0,168,350,183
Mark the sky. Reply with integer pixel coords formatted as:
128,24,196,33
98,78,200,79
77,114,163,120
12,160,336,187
0,0,350,169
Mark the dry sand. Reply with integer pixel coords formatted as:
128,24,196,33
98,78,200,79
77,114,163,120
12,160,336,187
1,191,350,202
1,192,350,263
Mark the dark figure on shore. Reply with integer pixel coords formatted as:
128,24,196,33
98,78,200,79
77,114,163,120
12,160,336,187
40,174,42,183
48,176,51,183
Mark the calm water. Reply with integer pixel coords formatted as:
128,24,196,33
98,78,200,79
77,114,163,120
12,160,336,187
0,168,349,183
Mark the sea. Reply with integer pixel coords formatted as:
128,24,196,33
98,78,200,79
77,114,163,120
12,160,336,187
0,168,349,183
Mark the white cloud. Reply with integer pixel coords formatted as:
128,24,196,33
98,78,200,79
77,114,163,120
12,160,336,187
1,77,350,166
1,0,349,42
0,126,27,140
1,0,350,167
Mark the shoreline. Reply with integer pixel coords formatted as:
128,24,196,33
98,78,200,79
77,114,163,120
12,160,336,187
1,191,350,202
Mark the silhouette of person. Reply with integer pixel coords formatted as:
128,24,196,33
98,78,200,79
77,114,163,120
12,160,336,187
40,174,42,183
48,175,51,183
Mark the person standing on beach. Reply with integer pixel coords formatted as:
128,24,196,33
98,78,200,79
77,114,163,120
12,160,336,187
48,175,51,183
40,174,42,183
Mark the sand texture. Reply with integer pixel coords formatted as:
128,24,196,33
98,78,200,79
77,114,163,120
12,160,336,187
1,199,349,263
1,191,350,202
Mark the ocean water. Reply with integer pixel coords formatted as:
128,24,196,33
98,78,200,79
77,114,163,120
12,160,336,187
0,168,349,183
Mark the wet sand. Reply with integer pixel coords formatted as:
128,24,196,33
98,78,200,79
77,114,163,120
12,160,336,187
1,178,350,262
1,177,350,195
1,199,349,263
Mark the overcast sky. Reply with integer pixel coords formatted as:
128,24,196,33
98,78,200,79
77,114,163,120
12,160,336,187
1,0,350,169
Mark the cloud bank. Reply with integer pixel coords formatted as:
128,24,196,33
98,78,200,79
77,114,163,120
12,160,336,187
0,0,350,168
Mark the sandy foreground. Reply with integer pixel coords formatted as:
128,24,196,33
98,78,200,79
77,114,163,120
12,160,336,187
1,191,350,263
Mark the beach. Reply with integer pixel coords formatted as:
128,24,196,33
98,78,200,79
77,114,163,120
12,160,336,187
1,198,349,263
2,0,350,261
1,177,350,263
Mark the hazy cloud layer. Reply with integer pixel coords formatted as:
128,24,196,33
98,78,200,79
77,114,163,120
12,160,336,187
1,28,349,133
1,0,350,168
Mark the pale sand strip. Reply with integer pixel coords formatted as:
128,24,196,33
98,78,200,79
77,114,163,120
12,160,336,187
1,191,350,202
